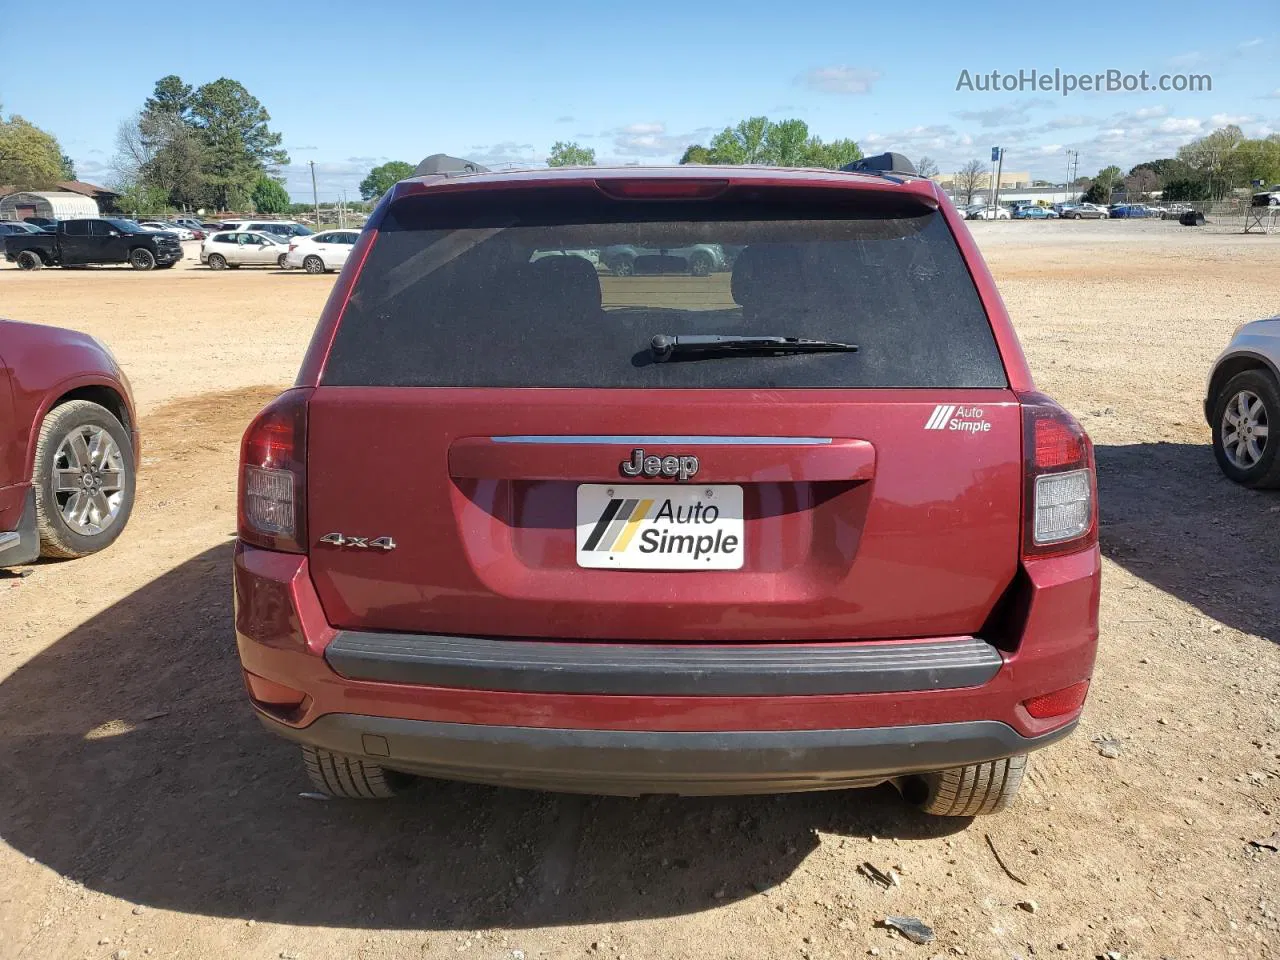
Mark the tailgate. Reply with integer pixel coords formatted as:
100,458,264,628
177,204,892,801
306,388,1021,641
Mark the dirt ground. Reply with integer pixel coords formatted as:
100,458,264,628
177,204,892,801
1,221,1277,960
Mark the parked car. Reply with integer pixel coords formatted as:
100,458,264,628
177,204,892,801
0,221,44,236
1060,203,1109,219
233,158,1100,814
1205,316,1279,488
1012,205,1058,219
200,231,290,269
0,319,138,567
600,243,728,276
1108,204,1154,219
1251,186,1280,206
138,221,195,241
23,216,58,229
1161,204,1191,220
283,229,361,273
171,217,206,233
966,205,1011,220
4,218,183,270
217,219,314,240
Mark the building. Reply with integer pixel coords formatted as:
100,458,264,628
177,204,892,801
53,180,119,210
934,170,1034,191
0,191,99,222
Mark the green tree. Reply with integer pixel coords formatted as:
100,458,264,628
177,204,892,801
251,175,290,213
1082,165,1123,203
685,117,860,169
189,78,289,209
359,160,415,200
679,144,712,164
1177,125,1246,199
1160,177,1210,201
144,75,194,121
115,181,171,216
0,110,65,189
60,153,75,180
546,141,596,166
143,113,206,209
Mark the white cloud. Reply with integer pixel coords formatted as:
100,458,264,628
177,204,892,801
610,122,713,158
1156,117,1203,134
620,122,665,136
1238,37,1265,50
800,66,880,95
956,98,1055,128
1264,89,1280,99
1210,112,1255,126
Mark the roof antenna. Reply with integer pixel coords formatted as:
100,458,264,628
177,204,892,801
414,154,490,177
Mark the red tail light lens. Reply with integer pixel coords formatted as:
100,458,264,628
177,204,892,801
596,178,729,200
1020,392,1097,558
1023,680,1090,719
239,388,311,553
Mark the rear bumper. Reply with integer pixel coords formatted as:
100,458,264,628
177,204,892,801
0,489,39,567
234,542,1100,791
261,711,1075,796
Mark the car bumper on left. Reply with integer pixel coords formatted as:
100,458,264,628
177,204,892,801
0,490,40,567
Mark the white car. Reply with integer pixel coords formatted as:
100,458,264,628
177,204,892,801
138,221,195,240
965,205,1011,220
284,229,360,273
219,219,313,241
1205,316,1280,488
200,231,290,269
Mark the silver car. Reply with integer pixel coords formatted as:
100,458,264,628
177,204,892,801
1205,316,1280,487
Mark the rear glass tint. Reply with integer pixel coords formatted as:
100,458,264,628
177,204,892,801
324,185,1006,389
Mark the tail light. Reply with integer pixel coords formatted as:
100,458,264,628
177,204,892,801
1019,392,1097,558
1023,680,1090,719
239,388,311,553
288,243,297,252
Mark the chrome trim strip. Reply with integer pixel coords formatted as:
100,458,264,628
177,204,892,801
490,435,833,445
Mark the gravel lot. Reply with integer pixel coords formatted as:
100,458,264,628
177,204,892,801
1,221,1277,960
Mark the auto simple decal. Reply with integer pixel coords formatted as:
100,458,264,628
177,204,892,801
925,404,991,433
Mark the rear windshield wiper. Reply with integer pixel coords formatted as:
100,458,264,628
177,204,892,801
649,334,859,362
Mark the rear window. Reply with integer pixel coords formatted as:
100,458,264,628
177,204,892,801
324,185,1006,389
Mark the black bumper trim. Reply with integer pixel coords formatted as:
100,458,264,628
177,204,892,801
263,714,1075,796
323,632,1004,697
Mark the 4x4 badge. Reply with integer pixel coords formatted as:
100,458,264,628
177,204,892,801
318,533,397,551
620,448,700,481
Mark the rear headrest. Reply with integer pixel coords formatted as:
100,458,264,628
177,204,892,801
526,255,602,316
731,245,803,309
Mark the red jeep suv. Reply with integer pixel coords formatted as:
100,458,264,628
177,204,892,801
234,157,1099,815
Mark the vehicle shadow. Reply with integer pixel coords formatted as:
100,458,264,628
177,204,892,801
0,542,965,929
1095,441,1280,643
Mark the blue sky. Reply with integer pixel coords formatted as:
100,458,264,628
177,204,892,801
3,0,1277,201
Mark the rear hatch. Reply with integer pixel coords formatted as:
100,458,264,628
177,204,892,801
305,180,1022,642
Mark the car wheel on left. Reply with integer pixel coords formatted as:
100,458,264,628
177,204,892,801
32,400,136,558
1212,369,1280,488
278,253,289,269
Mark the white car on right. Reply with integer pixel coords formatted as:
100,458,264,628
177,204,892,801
964,205,1011,220
1206,316,1280,488
284,229,361,273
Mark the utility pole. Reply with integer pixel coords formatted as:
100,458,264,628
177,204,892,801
1065,149,1079,203
992,147,1005,215
310,161,320,228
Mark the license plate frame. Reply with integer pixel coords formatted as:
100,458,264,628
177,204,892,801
575,484,744,570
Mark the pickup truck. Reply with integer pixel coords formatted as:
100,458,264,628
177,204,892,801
4,218,184,271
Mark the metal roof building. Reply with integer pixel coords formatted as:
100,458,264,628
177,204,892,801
0,191,99,222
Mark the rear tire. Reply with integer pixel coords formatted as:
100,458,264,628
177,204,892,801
278,253,289,269
303,255,325,274
689,251,714,276
129,248,156,271
903,755,1027,817
301,746,408,799
609,255,634,277
207,254,227,270
16,250,43,270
